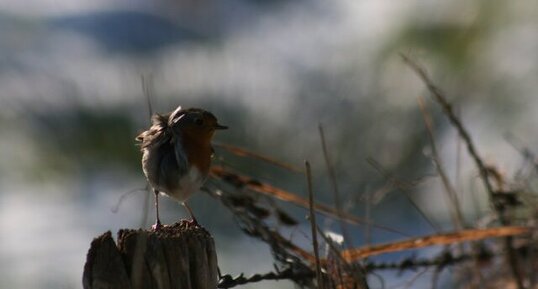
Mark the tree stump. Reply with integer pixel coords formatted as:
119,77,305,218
83,221,218,289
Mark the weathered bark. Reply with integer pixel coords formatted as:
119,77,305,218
83,221,218,289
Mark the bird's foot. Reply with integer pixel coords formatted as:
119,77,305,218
186,217,199,227
152,220,163,231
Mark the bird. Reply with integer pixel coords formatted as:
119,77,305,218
136,106,227,229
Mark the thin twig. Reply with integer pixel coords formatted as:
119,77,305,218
210,165,409,236
306,161,324,288
340,226,530,261
203,183,316,286
418,97,472,272
394,268,429,289
217,267,314,288
365,192,372,245
319,124,353,248
430,266,442,289
367,157,441,232
417,96,465,230
316,225,352,268
214,142,303,173
141,74,154,119
363,248,493,271
401,54,524,289
400,55,495,200
505,133,538,175
111,186,147,213
454,105,464,211
317,224,370,289
140,73,154,228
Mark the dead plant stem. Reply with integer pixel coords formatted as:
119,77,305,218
417,96,465,230
401,54,524,289
306,161,324,288
319,124,353,248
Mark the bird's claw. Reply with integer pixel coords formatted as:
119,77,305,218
187,218,199,227
152,220,163,231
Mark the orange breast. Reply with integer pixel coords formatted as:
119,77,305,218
181,138,212,177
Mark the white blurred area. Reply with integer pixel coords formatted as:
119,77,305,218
1,1,538,289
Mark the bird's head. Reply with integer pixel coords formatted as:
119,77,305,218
168,106,227,143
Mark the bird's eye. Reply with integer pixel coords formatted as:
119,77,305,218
194,117,204,126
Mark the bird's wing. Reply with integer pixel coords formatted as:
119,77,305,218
173,134,189,175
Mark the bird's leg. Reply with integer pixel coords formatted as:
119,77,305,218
182,202,198,225
152,189,163,230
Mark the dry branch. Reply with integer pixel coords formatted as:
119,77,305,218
401,54,526,289
214,142,303,173
210,165,408,236
306,161,324,288
417,96,465,230
340,226,530,262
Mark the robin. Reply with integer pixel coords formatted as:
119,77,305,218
136,106,227,229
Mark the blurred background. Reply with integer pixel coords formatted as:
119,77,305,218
1,0,538,288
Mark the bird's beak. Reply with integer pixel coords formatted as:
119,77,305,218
214,123,228,130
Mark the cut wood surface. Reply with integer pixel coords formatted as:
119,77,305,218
83,221,218,289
